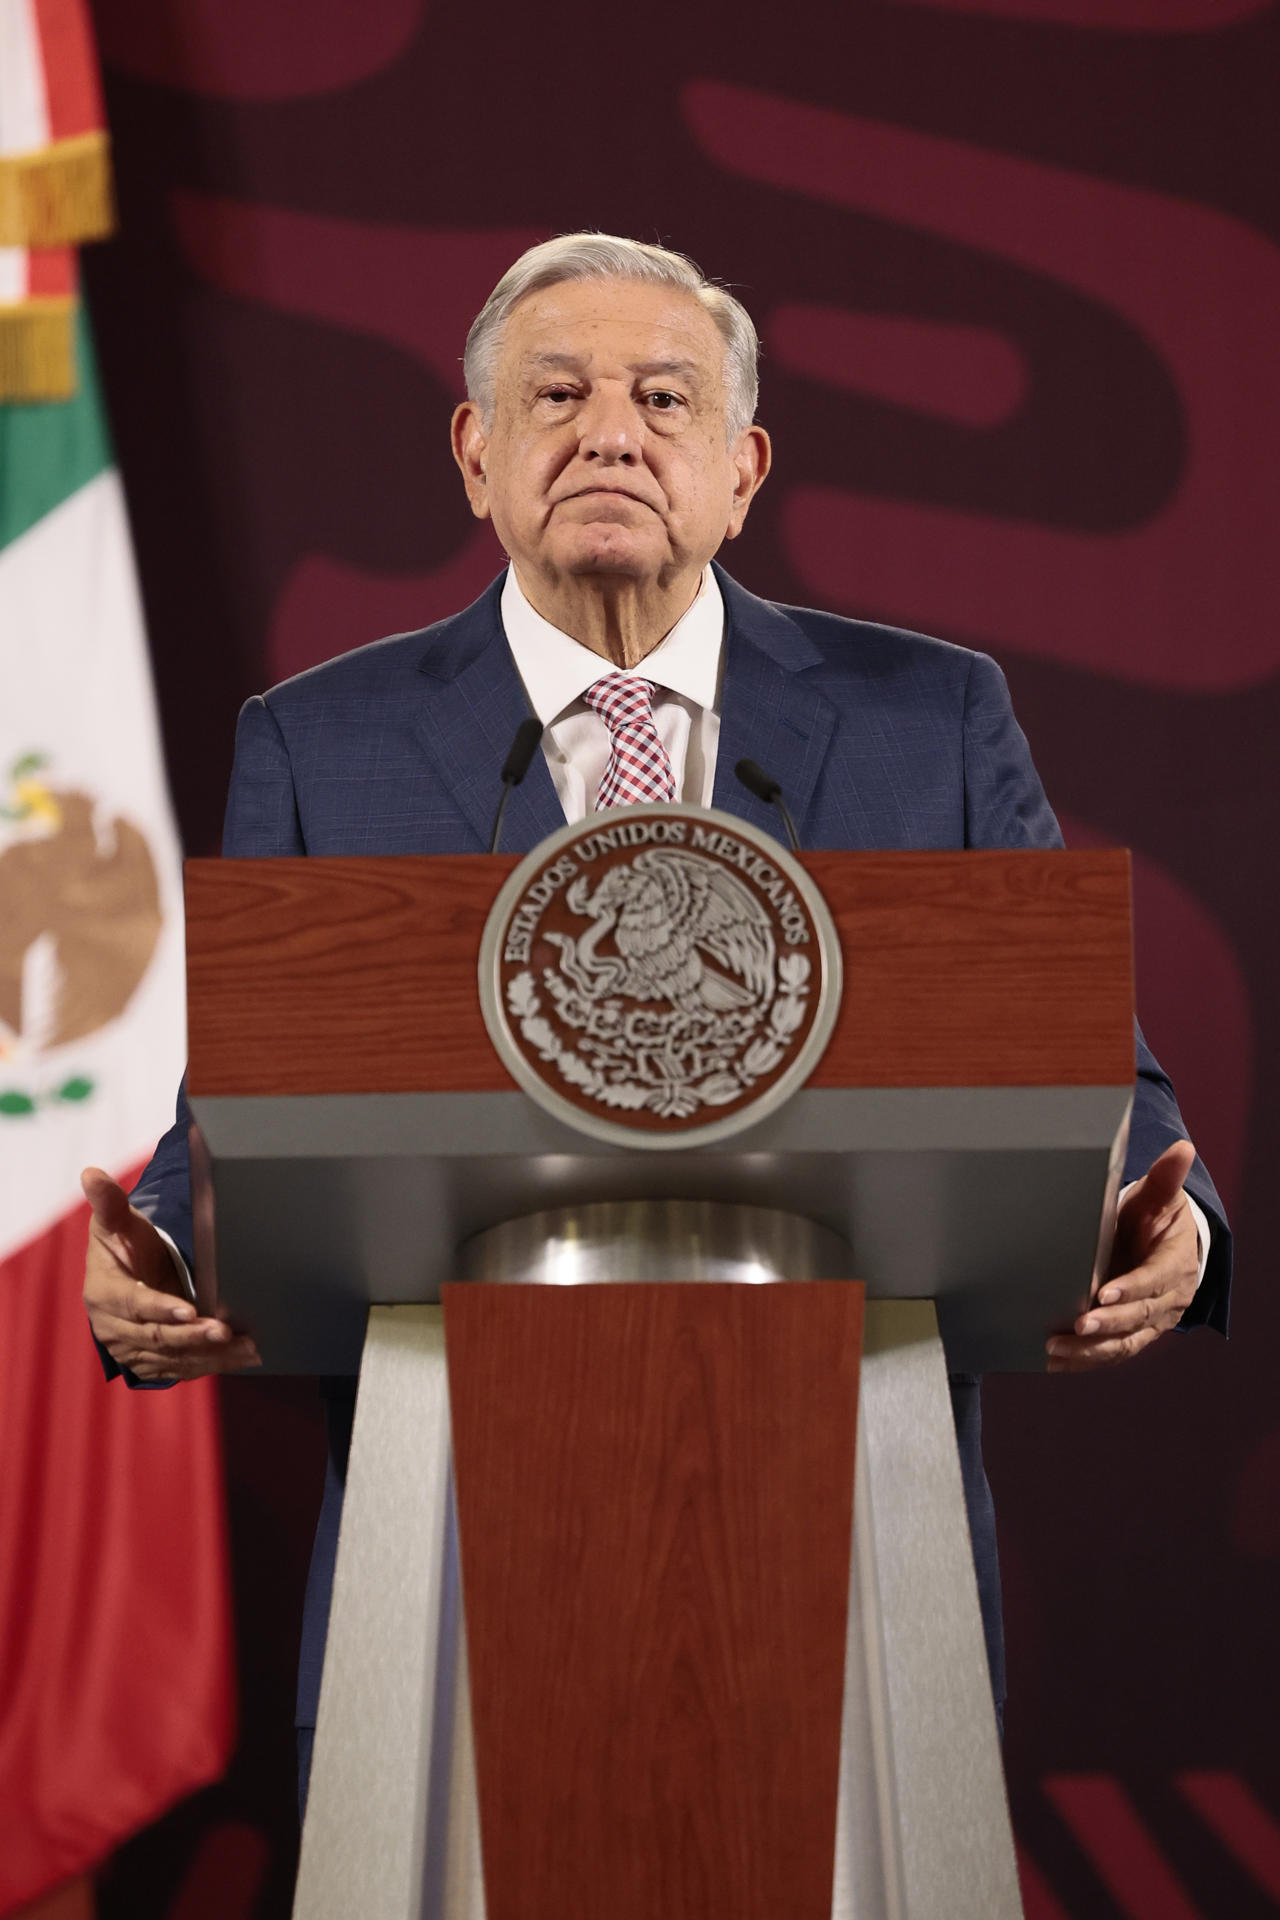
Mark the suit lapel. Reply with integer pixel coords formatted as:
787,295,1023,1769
711,567,836,842
412,577,565,853
413,567,836,854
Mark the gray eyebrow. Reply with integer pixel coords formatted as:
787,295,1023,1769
523,353,705,384
629,359,703,382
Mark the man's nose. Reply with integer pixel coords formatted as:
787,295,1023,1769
578,386,643,462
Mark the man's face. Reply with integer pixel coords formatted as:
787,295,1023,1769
452,277,769,597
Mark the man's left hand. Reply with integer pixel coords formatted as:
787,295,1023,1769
1046,1139,1199,1373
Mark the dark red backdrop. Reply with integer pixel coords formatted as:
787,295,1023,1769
81,2,1280,1914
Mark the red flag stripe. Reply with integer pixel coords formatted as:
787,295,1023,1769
0,1175,234,1912
30,0,105,142
24,248,76,298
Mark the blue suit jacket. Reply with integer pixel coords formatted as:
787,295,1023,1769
127,564,1231,1724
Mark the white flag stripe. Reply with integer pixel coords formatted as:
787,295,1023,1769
0,245,27,302
0,468,185,1260
0,0,49,159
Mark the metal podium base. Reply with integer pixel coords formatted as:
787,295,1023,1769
292,1204,1022,1920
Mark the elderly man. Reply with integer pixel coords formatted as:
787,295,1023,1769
82,233,1230,1790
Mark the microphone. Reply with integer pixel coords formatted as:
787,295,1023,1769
489,716,544,854
735,758,801,853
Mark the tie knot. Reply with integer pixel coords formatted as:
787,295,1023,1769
584,676,659,732
583,675,677,809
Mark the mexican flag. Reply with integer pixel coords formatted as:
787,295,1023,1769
0,8,234,1911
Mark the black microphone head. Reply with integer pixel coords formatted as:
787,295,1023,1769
502,716,544,786
735,757,782,805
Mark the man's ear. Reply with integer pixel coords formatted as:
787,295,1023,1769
724,425,772,540
451,401,491,521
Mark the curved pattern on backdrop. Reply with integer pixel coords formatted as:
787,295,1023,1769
95,0,424,100
684,81,1280,690
170,199,527,674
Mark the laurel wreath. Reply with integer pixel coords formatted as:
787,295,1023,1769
506,951,811,1117
0,1076,96,1118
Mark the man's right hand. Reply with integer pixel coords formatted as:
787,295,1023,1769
81,1166,261,1381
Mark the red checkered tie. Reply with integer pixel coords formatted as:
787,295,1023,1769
584,676,677,809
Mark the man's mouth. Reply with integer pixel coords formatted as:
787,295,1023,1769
560,486,655,511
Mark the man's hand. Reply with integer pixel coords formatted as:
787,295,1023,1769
81,1166,260,1381
1046,1140,1200,1374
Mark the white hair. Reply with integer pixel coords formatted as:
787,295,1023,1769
463,232,760,440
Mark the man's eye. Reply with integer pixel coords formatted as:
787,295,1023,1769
543,386,576,404
645,390,684,411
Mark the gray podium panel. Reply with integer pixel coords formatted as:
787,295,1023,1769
193,1083,1130,1373
291,1308,485,1920
833,1303,1020,1919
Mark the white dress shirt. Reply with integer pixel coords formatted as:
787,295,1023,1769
500,565,723,817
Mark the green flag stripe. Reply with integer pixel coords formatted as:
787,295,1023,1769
0,306,113,553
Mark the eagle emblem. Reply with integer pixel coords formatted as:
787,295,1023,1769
549,849,776,1016
484,807,840,1143
0,753,162,1116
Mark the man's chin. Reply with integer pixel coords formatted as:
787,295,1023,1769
553,537,663,582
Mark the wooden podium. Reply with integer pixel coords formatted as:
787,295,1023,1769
183,847,1134,1920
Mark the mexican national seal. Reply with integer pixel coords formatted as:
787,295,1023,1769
478,804,842,1148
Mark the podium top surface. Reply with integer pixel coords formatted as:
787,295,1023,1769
185,848,1134,1099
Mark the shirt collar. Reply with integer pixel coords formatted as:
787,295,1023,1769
500,565,725,725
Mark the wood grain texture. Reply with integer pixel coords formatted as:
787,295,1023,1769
443,1280,863,1920
185,854,519,1096
184,849,1133,1095
804,848,1134,1089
